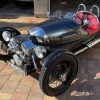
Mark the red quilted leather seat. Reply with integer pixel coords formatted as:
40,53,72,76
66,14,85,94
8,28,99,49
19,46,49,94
74,12,100,36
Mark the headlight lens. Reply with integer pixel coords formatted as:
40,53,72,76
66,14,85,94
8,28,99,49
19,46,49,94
34,46,46,59
2,31,11,42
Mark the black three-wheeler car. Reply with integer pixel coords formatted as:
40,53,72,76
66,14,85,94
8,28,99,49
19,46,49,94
0,4,100,96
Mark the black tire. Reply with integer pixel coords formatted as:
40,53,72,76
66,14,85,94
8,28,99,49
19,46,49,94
39,50,78,96
1,43,8,52
0,27,21,52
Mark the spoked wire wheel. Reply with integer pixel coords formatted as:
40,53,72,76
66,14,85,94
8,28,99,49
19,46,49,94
48,62,71,89
39,51,78,96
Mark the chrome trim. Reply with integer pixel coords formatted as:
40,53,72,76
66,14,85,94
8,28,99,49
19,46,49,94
87,38,100,48
74,47,88,55
21,40,36,50
21,40,36,55
32,54,40,71
74,38,100,55
29,27,49,43
7,60,24,73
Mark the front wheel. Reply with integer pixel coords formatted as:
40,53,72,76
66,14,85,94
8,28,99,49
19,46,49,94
39,50,78,96
0,27,21,60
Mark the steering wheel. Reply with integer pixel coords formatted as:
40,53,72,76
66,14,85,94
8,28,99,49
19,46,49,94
73,11,99,36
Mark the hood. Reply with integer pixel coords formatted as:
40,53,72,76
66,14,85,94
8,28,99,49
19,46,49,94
29,18,81,47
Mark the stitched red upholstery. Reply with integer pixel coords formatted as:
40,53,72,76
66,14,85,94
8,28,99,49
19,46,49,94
74,12,99,36
87,14,99,35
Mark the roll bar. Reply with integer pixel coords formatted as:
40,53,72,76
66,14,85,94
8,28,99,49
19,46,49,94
77,3,86,12
90,5,100,17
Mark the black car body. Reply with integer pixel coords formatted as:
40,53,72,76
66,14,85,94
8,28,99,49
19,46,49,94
0,4,100,96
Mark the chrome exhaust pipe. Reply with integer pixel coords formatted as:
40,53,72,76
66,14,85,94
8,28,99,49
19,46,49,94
74,46,88,55
86,38,100,48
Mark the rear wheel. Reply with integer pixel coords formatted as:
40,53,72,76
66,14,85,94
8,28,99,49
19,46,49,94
39,50,78,96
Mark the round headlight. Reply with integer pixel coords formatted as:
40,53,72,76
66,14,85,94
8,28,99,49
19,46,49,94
2,31,11,42
34,46,46,59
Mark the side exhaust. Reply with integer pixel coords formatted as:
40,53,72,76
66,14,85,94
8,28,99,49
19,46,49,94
74,38,100,55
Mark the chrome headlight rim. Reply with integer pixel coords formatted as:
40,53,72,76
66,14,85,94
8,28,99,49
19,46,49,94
2,31,11,42
34,46,47,59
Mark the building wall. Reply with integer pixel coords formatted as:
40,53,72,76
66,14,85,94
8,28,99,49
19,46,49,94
34,0,50,18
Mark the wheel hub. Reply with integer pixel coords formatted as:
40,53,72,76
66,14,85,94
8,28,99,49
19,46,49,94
49,62,71,89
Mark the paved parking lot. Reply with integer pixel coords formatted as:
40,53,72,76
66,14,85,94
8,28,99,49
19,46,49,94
0,12,100,100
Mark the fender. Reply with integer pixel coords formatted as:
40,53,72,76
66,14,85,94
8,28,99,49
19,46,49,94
43,49,78,70
0,27,21,44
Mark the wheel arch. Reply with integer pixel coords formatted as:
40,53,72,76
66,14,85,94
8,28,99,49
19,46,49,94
43,49,78,69
0,27,21,41
0,27,21,51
